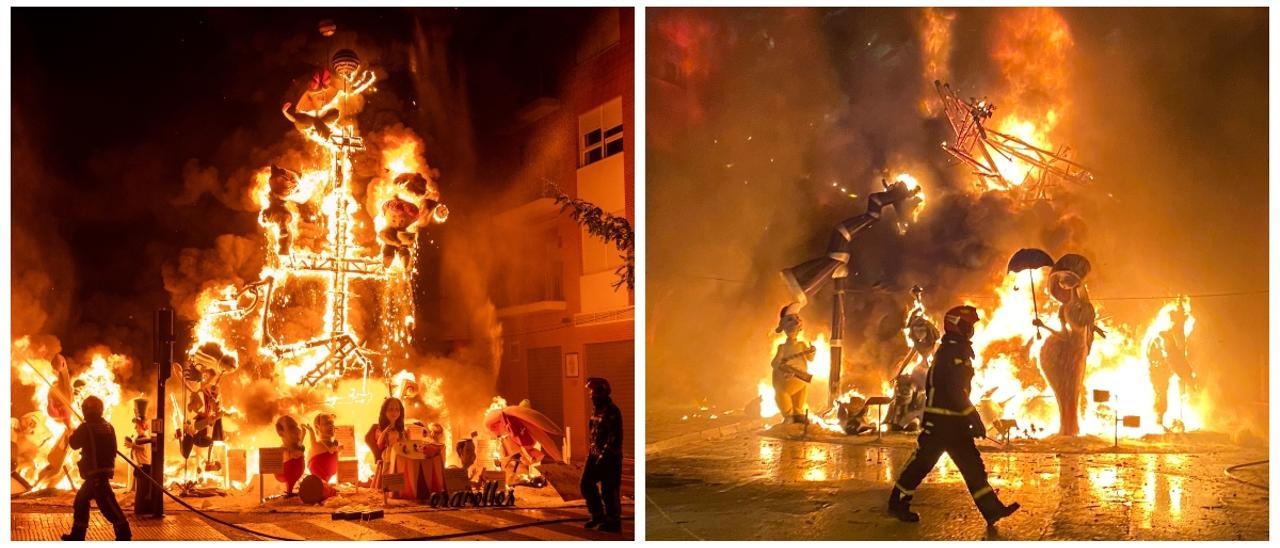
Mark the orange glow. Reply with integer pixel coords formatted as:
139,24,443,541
758,273,1208,441
918,8,955,116
983,8,1074,192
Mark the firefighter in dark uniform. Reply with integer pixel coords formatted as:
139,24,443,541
888,305,1020,527
581,377,624,533
62,396,132,541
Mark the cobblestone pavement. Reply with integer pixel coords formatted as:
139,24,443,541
13,503,635,541
646,429,1268,540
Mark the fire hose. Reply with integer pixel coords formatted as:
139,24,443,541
1224,459,1268,491
22,361,298,540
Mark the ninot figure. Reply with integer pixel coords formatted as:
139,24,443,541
125,398,158,514
303,413,340,482
378,198,420,268
274,415,306,496
770,303,815,424
262,165,300,255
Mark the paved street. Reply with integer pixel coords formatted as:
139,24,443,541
647,426,1267,540
13,503,634,541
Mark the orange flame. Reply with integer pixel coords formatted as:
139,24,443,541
918,8,956,116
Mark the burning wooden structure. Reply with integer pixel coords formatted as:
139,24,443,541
935,80,1093,202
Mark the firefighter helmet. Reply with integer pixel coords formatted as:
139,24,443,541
82,396,104,419
585,377,611,397
943,305,980,339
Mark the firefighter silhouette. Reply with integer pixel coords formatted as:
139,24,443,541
888,305,1020,527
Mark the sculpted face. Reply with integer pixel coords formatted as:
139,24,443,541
780,314,803,337
386,400,403,423
910,323,929,343
316,414,336,438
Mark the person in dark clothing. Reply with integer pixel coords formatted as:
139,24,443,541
888,305,1021,528
62,396,131,541
581,377,624,534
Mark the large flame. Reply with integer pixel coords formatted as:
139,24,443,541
917,7,955,116
757,273,1209,441
969,273,1205,439
985,8,1074,191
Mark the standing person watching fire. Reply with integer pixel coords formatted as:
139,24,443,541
581,378,624,533
888,305,1020,528
61,396,131,541
771,303,814,424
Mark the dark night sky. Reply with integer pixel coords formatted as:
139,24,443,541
11,7,602,366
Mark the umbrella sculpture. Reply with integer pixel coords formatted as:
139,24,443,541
484,404,564,466
1006,248,1056,338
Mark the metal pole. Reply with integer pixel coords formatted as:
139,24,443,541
829,276,847,410
1113,395,1119,449
876,404,883,442
147,307,174,518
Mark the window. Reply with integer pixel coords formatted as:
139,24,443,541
579,97,624,167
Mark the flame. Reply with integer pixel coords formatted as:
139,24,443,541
11,51,475,496
11,348,133,491
968,273,1205,439
924,8,1077,195
918,8,955,116
894,172,926,227
983,8,1074,192
757,270,1209,441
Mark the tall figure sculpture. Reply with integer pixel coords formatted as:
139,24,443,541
1033,254,1101,436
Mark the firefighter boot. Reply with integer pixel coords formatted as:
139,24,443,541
60,526,87,541
978,494,1020,527
114,522,133,541
887,487,920,522
584,516,604,529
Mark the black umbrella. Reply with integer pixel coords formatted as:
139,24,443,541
1007,248,1055,338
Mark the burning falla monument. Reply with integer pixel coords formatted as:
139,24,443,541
10,21,519,499
756,9,1212,444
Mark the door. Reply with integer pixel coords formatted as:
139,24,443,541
584,340,634,459
526,346,565,444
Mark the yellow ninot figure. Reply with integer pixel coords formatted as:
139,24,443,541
771,303,815,425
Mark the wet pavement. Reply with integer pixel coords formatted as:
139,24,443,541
646,426,1268,540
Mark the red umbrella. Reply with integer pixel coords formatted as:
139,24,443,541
484,406,563,463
